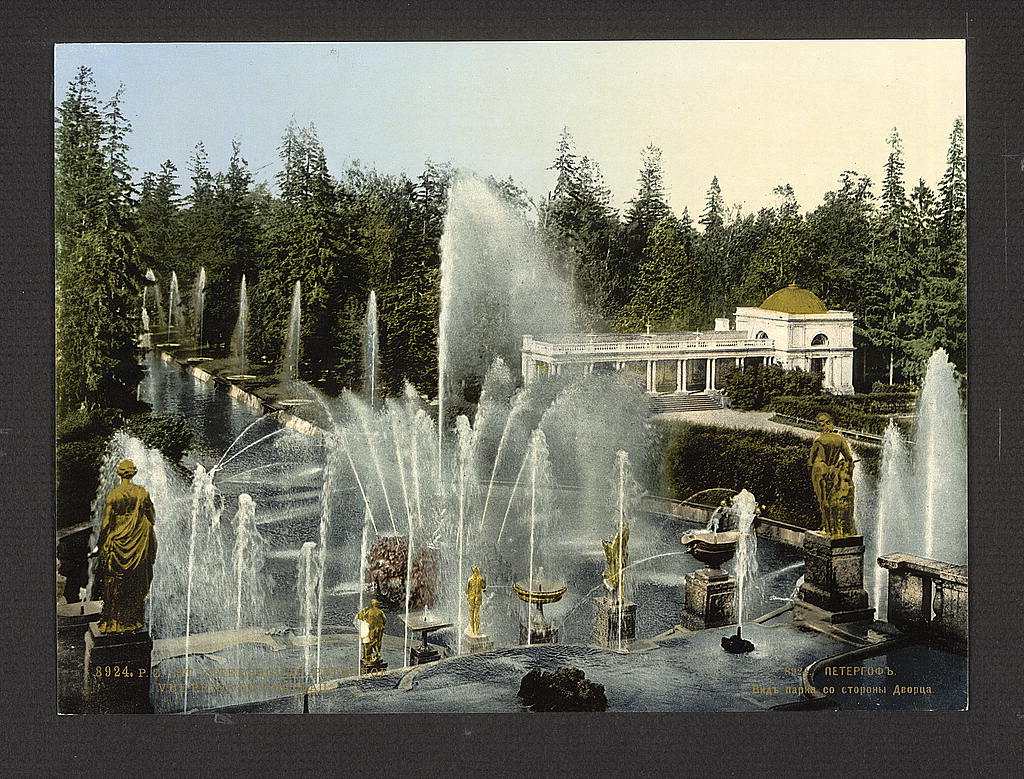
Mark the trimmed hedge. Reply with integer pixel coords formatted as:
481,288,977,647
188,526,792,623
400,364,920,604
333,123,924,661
767,395,909,436
723,364,822,410
661,422,820,529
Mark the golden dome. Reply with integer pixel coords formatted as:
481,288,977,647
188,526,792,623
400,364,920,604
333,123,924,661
758,283,828,314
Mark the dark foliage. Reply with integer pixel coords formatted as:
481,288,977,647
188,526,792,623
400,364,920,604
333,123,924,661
723,364,823,410
662,422,820,528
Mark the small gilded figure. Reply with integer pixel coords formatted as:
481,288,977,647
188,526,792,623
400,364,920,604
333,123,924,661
97,459,158,633
466,566,486,636
602,521,629,603
808,412,857,537
355,599,387,665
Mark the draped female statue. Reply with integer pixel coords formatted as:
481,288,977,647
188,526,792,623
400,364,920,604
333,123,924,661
97,460,157,633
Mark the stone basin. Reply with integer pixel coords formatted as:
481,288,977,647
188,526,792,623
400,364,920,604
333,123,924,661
681,531,741,569
513,578,567,605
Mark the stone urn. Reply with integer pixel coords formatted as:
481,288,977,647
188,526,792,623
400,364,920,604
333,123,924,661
681,531,741,570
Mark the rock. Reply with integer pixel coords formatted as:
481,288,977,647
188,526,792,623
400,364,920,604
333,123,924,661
516,667,608,712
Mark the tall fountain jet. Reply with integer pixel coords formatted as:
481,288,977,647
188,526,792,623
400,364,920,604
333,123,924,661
873,348,967,568
145,269,166,331
915,348,967,565
192,267,207,354
231,274,249,375
168,271,185,333
283,280,302,381
364,290,379,408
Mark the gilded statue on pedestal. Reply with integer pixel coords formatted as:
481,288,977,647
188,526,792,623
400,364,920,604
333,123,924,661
97,460,158,633
355,599,387,665
602,522,629,603
466,566,486,636
808,413,857,537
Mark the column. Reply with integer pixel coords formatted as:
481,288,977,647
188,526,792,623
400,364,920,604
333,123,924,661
676,360,683,392
646,360,654,392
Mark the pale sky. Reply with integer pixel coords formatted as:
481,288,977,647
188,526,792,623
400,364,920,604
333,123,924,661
55,40,965,218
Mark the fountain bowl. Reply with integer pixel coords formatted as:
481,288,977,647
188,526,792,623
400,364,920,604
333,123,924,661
681,531,741,569
513,578,566,605
156,343,181,349
226,374,258,382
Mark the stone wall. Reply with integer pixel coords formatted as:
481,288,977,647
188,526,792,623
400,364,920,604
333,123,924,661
878,553,968,651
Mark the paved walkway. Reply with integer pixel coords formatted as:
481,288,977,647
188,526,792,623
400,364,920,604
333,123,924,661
655,409,819,440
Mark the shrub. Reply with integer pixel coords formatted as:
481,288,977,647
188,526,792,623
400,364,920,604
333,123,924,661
123,412,194,464
723,364,823,410
661,422,820,529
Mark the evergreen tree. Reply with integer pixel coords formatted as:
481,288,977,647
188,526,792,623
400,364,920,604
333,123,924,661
879,127,908,245
55,68,144,413
136,160,185,284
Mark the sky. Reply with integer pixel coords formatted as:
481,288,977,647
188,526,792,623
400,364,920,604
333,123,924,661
55,41,965,218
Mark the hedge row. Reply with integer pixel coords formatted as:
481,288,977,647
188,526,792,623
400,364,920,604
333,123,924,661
723,365,823,410
661,422,820,529
767,395,902,436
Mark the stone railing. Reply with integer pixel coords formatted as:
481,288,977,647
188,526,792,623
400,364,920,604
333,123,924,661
524,335,775,357
878,553,967,651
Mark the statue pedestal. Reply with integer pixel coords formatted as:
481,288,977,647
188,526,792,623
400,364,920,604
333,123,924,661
520,614,558,645
682,567,736,630
592,597,637,647
360,658,388,675
409,644,441,665
83,621,153,713
797,532,874,624
463,632,494,654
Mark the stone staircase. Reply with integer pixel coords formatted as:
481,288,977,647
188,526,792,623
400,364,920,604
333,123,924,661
648,393,724,414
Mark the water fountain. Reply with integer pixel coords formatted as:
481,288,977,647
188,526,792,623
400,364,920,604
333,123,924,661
103,176,816,714
192,267,206,355
168,270,185,334
229,274,254,380
364,290,378,408
863,348,967,621
283,280,302,383
722,489,757,653
914,348,967,565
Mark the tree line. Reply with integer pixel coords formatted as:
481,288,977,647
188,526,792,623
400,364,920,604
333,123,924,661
56,66,966,418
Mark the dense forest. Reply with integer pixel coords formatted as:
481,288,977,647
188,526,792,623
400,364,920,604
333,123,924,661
56,66,966,419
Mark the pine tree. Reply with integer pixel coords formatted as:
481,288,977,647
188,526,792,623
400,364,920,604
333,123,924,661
879,127,908,244
937,117,966,246
55,67,145,413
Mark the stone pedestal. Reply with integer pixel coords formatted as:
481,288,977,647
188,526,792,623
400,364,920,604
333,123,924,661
592,597,637,647
798,532,873,624
360,658,388,675
463,632,495,654
83,621,153,713
520,613,558,645
682,567,736,630
409,644,441,665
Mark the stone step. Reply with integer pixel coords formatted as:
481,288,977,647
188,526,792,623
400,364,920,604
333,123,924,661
649,393,723,413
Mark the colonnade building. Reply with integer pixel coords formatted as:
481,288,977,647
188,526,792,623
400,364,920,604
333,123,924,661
520,284,855,396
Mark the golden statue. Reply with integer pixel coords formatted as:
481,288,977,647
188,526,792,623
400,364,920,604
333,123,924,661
355,599,387,665
466,566,486,636
808,413,857,537
97,460,158,633
602,522,629,603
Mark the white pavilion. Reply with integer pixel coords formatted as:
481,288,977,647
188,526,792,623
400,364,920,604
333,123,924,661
520,284,855,398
